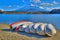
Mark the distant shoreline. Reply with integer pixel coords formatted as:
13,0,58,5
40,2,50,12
0,11,49,14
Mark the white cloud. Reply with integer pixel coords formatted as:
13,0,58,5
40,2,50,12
50,4,54,6
1,9,4,11
46,7,60,11
33,0,41,3
0,9,4,11
53,7,60,9
46,8,52,11
41,3,50,5
30,4,35,6
52,1,59,4
40,3,54,6
40,1,60,6
39,6,44,9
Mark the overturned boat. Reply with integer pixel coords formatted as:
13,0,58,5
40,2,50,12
9,21,56,37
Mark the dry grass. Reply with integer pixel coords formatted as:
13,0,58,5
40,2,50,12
0,24,60,40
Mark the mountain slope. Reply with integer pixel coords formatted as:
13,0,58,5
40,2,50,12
50,9,60,14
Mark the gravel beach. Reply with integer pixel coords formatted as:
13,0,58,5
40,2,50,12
0,24,60,40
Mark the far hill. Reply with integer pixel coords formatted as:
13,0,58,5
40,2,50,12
50,9,60,14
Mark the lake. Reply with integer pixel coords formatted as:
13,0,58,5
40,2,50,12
0,14,60,30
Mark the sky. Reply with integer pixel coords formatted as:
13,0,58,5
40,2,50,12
0,0,60,11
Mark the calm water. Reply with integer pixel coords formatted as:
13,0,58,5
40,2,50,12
0,14,60,30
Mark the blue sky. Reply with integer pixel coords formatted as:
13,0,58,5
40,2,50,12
0,0,60,11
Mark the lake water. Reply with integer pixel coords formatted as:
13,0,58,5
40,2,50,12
0,14,60,30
